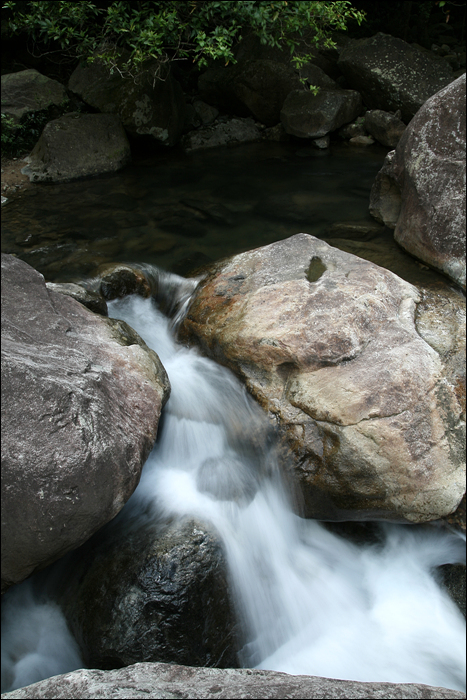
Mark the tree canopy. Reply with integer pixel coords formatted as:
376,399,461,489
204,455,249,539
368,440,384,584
3,1,366,81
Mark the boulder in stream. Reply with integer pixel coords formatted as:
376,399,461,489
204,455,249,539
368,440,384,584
21,112,131,184
370,73,466,290
179,234,465,523
56,517,239,670
1,254,170,592
280,88,362,139
1,661,465,699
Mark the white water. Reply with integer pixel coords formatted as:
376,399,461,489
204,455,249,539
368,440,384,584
2,290,466,694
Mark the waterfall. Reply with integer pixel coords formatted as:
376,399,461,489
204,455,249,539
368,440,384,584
1,283,466,694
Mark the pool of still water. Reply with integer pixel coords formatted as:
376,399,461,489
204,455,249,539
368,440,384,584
0,140,451,289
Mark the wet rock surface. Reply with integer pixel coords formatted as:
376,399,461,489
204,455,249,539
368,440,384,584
55,517,239,670
1,254,170,592
179,234,465,523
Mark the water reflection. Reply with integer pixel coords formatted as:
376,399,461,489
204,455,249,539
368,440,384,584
2,141,448,288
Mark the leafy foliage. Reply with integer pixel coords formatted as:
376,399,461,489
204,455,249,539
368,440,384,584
3,1,365,82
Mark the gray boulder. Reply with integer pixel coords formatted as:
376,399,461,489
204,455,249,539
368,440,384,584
1,254,170,592
364,109,406,148
57,517,239,670
1,662,465,699
370,74,466,289
337,33,454,122
179,234,465,523
21,112,131,183
280,88,362,139
181,117,262,152
1,69,68,123
68,58,186,147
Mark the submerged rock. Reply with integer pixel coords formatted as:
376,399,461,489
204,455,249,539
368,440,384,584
1,254,170,592
57,517,239,670
2,661,465,699
179,234,465,523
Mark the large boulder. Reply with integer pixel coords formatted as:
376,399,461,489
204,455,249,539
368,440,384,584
280,88,362,139
370,74,466,290
21,112,131,183
56,517,239,670
1,69,68,123
179,234,465,523
337,33,454,122
68,58,186,147
1,662,465,699
1,254,170,592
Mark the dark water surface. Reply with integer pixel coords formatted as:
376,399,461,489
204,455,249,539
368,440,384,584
1,141,450,288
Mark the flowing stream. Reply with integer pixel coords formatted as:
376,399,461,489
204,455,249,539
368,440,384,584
1,282,465,694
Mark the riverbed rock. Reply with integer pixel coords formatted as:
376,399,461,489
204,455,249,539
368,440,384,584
94,263,153,300
179,234,465,523
364,109,406,148
337,33,454,122
21,112,131,183
1,254,170,592
181,117,262,152
56,517,239,670
2,662,465,699
369,150,401,228
1,69,68,123
369,73,466,290
280,88,362,139
349,135,375,146
68,58,186,147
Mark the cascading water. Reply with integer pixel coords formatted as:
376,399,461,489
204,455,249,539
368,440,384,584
1,276,466,694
